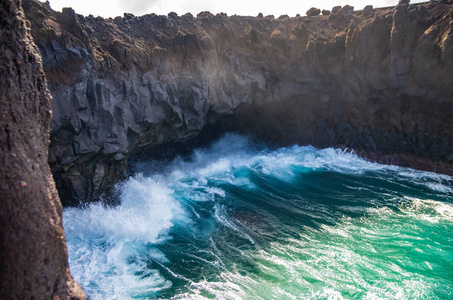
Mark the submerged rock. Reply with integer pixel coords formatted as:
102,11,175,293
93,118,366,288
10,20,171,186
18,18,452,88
234,211,273,235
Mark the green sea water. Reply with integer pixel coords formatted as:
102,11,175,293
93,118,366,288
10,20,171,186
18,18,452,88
64,134,453,299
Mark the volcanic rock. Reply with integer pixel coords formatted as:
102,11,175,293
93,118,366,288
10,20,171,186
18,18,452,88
332,6,342,14
306,7,321,16
20,0,453,204
0,0,86,298
363,5,374,17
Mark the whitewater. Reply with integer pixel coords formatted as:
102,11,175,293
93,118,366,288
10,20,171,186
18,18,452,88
63,134,453,299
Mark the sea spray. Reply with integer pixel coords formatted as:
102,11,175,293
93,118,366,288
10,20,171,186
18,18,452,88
64,177,182,299
64,134,453,299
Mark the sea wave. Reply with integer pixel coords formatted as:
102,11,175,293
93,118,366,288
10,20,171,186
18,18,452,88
64,133,453,299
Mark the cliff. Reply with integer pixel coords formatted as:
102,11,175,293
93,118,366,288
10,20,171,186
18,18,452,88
22,0,453,205
0,0,85,298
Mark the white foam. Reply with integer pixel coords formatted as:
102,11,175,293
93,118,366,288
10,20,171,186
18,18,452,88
64,175,184,299
425,182,453,194
205,186,226,198
401,196,453,223
398,170,453,194
66,175,183,244
179,272,249,300
63,133,453,299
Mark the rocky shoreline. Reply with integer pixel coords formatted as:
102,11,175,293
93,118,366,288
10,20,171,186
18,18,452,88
1,0,453,298
22,0,453,205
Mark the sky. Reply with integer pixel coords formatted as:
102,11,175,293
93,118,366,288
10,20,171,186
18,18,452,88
38,0,428,18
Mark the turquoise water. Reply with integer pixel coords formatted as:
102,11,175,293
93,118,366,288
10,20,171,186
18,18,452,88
64,134,453,299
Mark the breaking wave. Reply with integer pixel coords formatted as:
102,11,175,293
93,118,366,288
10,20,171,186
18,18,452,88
64,133,453,299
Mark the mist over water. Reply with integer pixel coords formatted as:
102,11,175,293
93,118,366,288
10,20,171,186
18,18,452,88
63,134,453,299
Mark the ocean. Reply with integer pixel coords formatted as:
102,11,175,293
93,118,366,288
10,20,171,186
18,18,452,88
63,134,453,299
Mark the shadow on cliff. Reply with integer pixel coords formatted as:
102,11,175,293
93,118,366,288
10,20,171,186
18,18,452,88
21,0,453,207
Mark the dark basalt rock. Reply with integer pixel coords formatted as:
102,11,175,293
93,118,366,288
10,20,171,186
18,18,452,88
363,5,374,17
21,0,453,205
0,0,86,298
339,5,355,15
197,11,214,18
306,7,321,16
332,6,342,14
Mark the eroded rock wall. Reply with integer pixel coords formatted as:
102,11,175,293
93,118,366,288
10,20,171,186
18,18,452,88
218,2,453,173
0,0,85,298
22,0,453,204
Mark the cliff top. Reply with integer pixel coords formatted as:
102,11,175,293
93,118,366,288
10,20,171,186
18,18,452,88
23,0,451,88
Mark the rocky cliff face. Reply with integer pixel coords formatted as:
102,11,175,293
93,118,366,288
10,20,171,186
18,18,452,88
0,0,85,298
22,0,453,205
